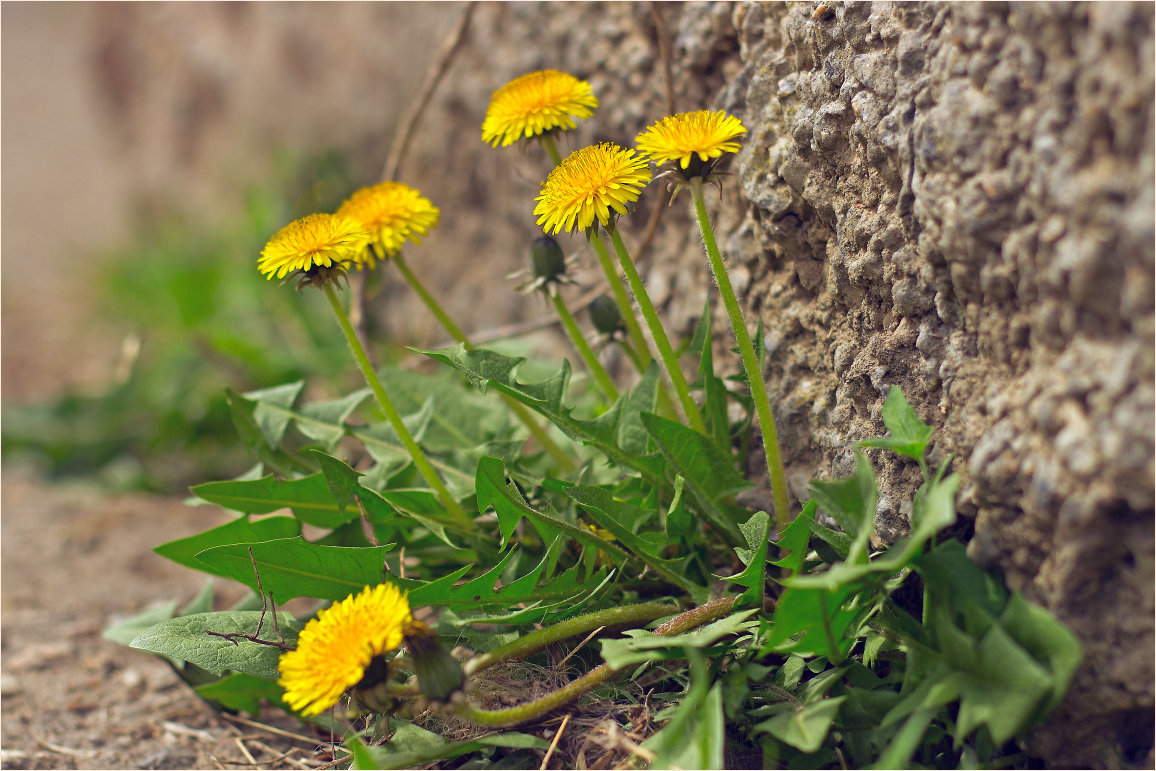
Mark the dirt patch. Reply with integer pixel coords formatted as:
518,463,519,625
0,470,336,770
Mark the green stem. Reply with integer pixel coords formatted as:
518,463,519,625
392,253,575,472
322,283,473,532
392,253,471,345
463,602,677,677
690,178,791,534
455,597,735,727
589,235,652,371
551,292,619,402
605,227,706,435
540,133,564,166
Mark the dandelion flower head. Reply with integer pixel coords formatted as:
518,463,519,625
634,110,746,171
482,69,598,148
277,583,413,716
335,182,440,268
257,213,372,281
534,143,651,235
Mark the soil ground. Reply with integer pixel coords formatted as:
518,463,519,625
0,469,334,770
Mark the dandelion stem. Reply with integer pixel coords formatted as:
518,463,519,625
392,253,471,345
540,134,564,167
462,602,676,678
550,292,619,402
322,282,473,532
690,177,791,534
455,597,736,727
605,226,706,435
392,253,576,472
588,236,651,371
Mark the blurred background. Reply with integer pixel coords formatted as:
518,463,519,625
3,2,642,493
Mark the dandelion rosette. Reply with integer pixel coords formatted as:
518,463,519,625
534,143,651,235
482,69,598,148
635,109,746,180
335,182,440,268
277,583,413,716
257,213,372,284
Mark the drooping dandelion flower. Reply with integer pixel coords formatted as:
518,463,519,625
257,213,372,283
482,69,598,148
534,143,651,235
277,583,413,716
335,182,440,269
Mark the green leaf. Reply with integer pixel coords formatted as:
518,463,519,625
130,610,302,680
689,297,732,456
475,456,629,562
103,600,180,650
718,510,770,609
664,475,694,542
244,381,305,448
419,345,667,488
599,610,758,670
154,516,301,574
997,592,1082,715
808,449,877,563
225,389,314,477
351,721,548,770
640,411,749,544
859,386,933,462
754,696,847,753
770,499,816,577
194,672,288,717
567,484,708,602
310,450,363,519
641,653,725,770
294,388,372,449
192,473,357,529
195,538,394,601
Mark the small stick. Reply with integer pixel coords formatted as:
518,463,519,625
355,494,380,547
219,714,323,747
382,3,476,181
234,737,258,766
205,548,291,649
539,713,571,770
554,626,605,670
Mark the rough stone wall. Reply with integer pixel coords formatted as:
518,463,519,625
83,2,1154,765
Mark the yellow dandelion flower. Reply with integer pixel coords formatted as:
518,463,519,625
277,583,412,717
335,182,440,269
534,143,652,235
482,69,598,147
634,110,746,171
257,213,372,281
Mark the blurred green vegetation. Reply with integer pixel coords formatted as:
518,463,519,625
2,149,398,493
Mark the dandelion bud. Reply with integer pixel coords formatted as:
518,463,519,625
589,294,626,338
530,236,568,284
404,621,464,703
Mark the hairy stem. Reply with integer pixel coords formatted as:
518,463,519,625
690,178,791,534
455,597,737,727
551,292,620,402
323,283,473,532
392,253,575,471
606,227,706,434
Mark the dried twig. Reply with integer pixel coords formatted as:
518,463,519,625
382,3,476,182
540,713,571,770
219,714,323,747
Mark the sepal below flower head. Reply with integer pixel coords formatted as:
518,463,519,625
404,621,464,703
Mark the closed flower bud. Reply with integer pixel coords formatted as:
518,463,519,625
531,236,568,284
404,621,464,703
589,294,626,338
